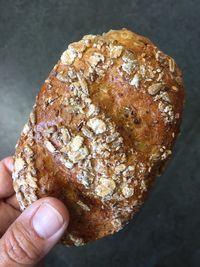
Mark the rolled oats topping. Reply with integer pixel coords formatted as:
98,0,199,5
60,127,71,144
87,104,99,117
56,71,70,82
77,170,90,187
68,146,89,163
77,200,91,211
147,83,164,95
95,178,116,198
29,110,36,125
14,158,26,174
70,40,87,54
109,44,123,58
87,118,107,134
122,51,138,74
161,149,172,160
68,234,85,247
13,29,184,246
154,91,171,103
115,164,126,174
13,115,38,210
81,126,94,139
121,185,134,198
158,102,174,124
128,165,135,172
89,52,104,68
77,73,89,96
59,156,74,169
82,34,97,41
61,45,77,65
111,218,122,231
106,132,119,143
44,140,57,153
22,123,30,135
130,74,140,88
70,135,84,152
169,58,175,72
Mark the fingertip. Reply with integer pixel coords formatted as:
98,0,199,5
2,156,14,173
32,197,70,227
0,197,69,266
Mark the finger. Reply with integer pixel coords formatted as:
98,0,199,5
0,202,20,237
3,156,14,172
0,197,69,267
5,194,20,211
0,156,14,198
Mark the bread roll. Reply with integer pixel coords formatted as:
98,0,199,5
12,29,184,246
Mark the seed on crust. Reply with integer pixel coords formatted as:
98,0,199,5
122,51,137,74
109,44,123,58
130,74,140,88
115,164,126,174
89,52,104,67
81,126,94,139
14,158,26,174
44,140,57,153
87,118,107,134
169,58,175,72
61,46,77,65
122,185,134,198
68,146,89,163
147,83,164,95
70,136,84,152
95,178,116,198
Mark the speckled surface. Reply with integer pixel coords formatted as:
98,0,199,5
0,1,199,266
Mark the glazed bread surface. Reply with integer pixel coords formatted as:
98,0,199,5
13,29,184,246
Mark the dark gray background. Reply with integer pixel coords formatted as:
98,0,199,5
0,0,199,266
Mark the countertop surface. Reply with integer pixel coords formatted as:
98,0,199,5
0,1,200,266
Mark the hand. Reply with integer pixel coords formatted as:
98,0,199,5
0,156,69,267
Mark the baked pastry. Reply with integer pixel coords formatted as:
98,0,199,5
12,28,184,246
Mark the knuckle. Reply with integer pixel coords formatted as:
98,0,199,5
3,222,42,265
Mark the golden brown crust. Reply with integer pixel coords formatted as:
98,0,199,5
13,28,184,246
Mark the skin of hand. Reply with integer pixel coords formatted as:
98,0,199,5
0,156,69,267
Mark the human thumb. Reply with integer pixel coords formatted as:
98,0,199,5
0,197,69,267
